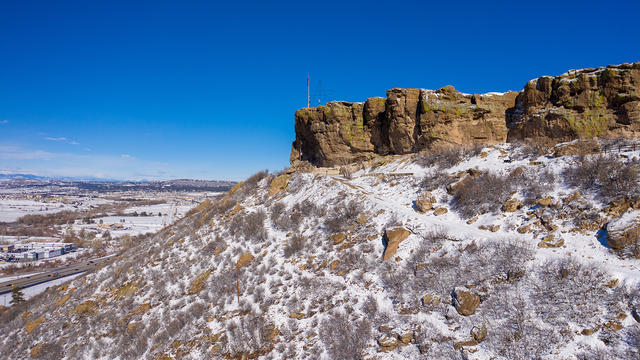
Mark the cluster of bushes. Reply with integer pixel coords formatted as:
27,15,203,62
324,199,363,234
563,154,639,199
451,172,513,218
449,165,557,218
415,147,464,169
228,209,267,242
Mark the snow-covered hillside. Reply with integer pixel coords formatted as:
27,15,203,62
1,140,640,359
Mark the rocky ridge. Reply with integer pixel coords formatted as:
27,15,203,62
291,62,640,167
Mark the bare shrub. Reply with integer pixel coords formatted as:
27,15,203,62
287,173,309,194
563,154,639,199
452,172,512,218
508,167,555,204
512,139,549,160
339,166,353,180
292,199,320,218
319,312,372,360
527,257,617,328
484,291,560,359
230,210,267,242
283,233,306,258
30,342,64,360
243,169,269,194
415,147,463,169
421,171,455,191
383,239,534,312
220,314,274,356
324,200,363,234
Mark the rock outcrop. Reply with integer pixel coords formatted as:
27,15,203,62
507,63,640,142
291,87,518,167
291,62,640,167
382,227,411,261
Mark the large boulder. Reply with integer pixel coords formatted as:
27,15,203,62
607,211,640,251
453,288,481,316
382,228,411,261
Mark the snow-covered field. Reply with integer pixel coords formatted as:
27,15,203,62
0,199,76,222
72,203,196,237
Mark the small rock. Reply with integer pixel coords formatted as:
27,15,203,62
416,192,436,213
604,320,623,332
421,293,441,308
606,279,620,288
471,323,487,342
330,233,346,245
564,192,581,203
538,235,564,248
330,260,340,271
433,207,448,216
236,253,254,268
453,339,478,350
607,212,640,251
537,196,554,207
517,224,531,234
553,139,601,157
466,216,479,224
398,332,413,345
289,311,305,320
378,335,399,352
503,198,522,212
479,224,500,232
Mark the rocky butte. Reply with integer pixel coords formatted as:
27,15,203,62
290,62,640,167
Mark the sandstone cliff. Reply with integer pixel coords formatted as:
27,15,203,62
291,62,640,167
507,63,640,142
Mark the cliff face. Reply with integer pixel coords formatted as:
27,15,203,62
291,62,640,167
291,87,517,167
506,63,640,142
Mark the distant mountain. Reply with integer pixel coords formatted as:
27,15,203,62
0,174,237,192
0,173,49,181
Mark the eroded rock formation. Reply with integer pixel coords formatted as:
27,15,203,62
291,62,640,167
507,63,640,142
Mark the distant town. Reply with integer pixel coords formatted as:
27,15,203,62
0,177,234,299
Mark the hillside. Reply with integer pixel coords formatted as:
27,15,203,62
2,138,640,359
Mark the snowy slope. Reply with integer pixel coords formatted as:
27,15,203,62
1,141,639,359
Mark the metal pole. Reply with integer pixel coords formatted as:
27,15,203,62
307,74,310,108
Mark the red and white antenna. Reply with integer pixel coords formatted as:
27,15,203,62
307,73,310,108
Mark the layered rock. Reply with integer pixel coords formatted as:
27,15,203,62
291,62,640,167
291,87,518,167
507,63,640,142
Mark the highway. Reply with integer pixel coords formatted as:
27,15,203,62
0,257,111,295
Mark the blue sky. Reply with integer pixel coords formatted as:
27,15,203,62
1,1,639,181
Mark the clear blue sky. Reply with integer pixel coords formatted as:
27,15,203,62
1,0,639,181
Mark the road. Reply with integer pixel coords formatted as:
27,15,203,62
0,257,111,295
